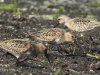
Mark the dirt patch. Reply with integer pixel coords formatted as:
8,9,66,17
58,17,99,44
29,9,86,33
0,0,100,75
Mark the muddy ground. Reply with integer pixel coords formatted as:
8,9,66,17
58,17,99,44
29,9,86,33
0,0,100,75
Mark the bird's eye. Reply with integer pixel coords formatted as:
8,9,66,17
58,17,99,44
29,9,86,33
5,42,8,44
71,36,75,38
57,19,60,21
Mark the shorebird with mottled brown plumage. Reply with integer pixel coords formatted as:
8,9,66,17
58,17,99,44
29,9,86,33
56,15,100,51
0,39,50,65
28,28,76,54
57,15,100,37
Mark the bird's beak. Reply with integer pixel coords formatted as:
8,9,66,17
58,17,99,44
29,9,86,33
44,48,51,65
53,19,60,28
25,32,35,40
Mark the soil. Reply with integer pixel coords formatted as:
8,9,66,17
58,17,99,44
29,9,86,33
0,0,100,75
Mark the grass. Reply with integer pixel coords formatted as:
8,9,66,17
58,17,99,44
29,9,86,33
0,0,17,12
90,2,100,7
54,67,62,75
0,2,22,15
0,3,17,11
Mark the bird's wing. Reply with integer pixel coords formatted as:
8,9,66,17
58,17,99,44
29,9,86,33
0,39,30,54
36,30,57,41
31,28,63,42
72,18,100,32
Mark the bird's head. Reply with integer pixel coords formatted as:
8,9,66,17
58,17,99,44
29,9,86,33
57,15,70,24
64,32,76,43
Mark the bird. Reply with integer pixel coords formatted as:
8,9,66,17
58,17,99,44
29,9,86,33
0,39,50,65
27,28,76,55
57,15,100,50
57,15,100,37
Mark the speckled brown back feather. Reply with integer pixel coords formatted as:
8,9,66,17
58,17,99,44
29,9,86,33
0,39,31,54
71,18,100,32
29,28,66,42
58,15,100,32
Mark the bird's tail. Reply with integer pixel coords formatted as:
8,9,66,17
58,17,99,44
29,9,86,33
26,31,35,41
96,21,100,27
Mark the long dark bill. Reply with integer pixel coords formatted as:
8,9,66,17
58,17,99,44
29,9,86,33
53,20,60,28
44,48,51,65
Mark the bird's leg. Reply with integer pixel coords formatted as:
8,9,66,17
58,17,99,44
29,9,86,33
89,35,93,52
15,57,28,66
72,43,77,55
73,38,81,54
82,37,84,43
80,33,87,45
16,59,20,66
48,42,62,54
15,59,25,66
56,44,63,54
82,36,85,44
56,44,69,55
4,52,10,65
81,36,88,47
59,44,69,54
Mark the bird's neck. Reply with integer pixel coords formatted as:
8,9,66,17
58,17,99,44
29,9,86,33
65,20,73,30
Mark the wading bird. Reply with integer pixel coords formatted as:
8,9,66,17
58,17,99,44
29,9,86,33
28,28,76,54
56,15,100,50
0,39,50,65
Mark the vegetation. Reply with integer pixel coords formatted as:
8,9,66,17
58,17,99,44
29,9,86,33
0,0,17,11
